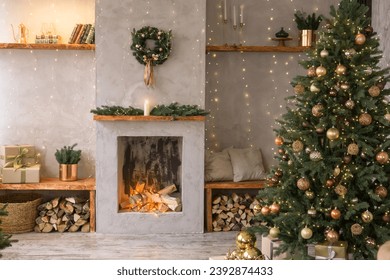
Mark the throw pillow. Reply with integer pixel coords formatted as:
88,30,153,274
228,147,266,182
205,149,234,182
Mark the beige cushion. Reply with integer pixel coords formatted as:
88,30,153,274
228,147,266,182
205,149,234,182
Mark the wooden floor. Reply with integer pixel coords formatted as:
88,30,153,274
1,231,240,260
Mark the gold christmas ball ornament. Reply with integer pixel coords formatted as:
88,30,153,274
351,223,363,235
261,206,271,216
310,83,320,93
242,247,265,260
335,64,347,75
236,230,256,249
307,207,317,217
312,104,324,117
292,140,304,153
340,83,350,91
297,178,310,191
326,179,335,188
275,136,284,146
333,166,341,177
376,151,389,164
347,143,359,155
275,169,283,177
301,226,313,239
384,113,390,122
253,204,262,215
383,212,390,223
326,229,339,243
307,66,316,77
355,32,366,45
375,185,388,199
270,203,281,214
366,237,376,248
226,249,244,260
345,48,357,58
326,127,340,140
320,49,329,58
278,148,285,155
269,227,280,238
345,99,355,109
335,184,348,196
310,151,322,161
343,155,352,164
330,208,341,220
368,85,381,97
361,210,374,223
294,84,305,95
329,89,337,97
305,190,315,200
316,65,327,77
358,113,372,126
316,127,325,134
364,25,374,35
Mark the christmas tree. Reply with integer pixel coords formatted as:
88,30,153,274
251,0,390,260
0,205,12,257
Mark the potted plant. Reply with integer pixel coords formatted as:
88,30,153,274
294,11,323,46
55,143,81,181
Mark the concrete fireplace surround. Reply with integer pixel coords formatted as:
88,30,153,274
95,120,205,234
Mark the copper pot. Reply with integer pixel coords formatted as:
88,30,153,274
59,164,78,181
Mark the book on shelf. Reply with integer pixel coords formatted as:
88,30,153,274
69,24,82,44
68,23,95,44
85,25,95,44
79,24,92,44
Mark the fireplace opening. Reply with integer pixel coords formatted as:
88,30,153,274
118,136,182,213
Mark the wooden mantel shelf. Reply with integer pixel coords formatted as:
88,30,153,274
206,45,310,53
93,115,206,122
0,43,95,50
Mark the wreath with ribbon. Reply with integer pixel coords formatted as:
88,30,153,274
131,26,172,87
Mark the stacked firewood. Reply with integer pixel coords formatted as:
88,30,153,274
34,197,90,233
212,192,260,232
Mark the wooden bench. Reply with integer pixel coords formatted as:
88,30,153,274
204,180,266,232
0,177,96,232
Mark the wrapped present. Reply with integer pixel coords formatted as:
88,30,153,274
315,241,348,260
1,164,40,183
0,145,38,168
261,235,288,260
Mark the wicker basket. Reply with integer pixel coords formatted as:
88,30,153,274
0,193,42,234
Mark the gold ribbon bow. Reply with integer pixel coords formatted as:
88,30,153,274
3,147,39,170
144,59,154,87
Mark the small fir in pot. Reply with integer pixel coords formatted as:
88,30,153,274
55,143,81,181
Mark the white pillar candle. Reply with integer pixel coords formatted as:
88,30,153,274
223,0,227,21
233,5,237,26
240,5,244,24
144,99,150,116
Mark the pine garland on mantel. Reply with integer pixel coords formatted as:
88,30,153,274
91,103,209,117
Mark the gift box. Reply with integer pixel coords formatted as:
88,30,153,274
261,235,289,260
0,145,38,168
1,164,40,183
315,241,348,260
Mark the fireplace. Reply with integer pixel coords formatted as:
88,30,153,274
95,120,204,234
118,136,183,213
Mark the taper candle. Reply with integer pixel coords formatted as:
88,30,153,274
240,5,244,25
233,5,237,27
223,0,227,21
144,99,150,116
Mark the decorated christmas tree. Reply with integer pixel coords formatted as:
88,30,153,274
0,205,12,257
251,0,390,260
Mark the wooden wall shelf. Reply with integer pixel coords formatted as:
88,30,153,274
0,43,95,51
206,45,310,53
93,115,206,122
0,177,96,232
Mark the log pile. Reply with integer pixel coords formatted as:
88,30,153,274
120,183,182,213
34,197,90,233
212,192,260,232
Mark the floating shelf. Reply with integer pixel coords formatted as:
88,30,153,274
93,115,206,122
206,45,310,53
0,43,95,50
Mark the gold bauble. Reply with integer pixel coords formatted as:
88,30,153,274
368,85,381,97
385,113,390,122
351,223,363,235
375,185,388,198
326,127,340,140
275,169,283,177
307,66,316,77
301,226,313,239
383,212,390,222
364,25,374,35
275,136,284,146
329,89,337,96
361,210,373,223
316,65,327,77
305,190,315,200
343,155,352,164
347,143,359,155
307,207,317,216
294,84,305,95
326,179,335,188
310,151,322,161
242,247,265,260
340,83,350,91
292,140,304,153
335,64,347,75
236,230,256,249
261,206,271,216
335,184,348,196
345,99,355,109
226,249,245,260
326,229,339,243
376,151,389,164
320,49,329,58
297,178,310,191
312,104,324,117
270,203,281,214
316,127,325,134
310,83,320,93
366,237,376,248
330,208,341,220
333,166,341,176
253,204,262,215
269,227,280,238
359,113,372,126
355,32,366,45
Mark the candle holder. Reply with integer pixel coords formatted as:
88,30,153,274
240,22,244,28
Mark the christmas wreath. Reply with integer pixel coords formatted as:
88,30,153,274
131,26,172,87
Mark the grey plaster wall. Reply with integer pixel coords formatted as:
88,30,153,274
372,0,390,70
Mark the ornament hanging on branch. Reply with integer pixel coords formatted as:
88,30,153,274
320,48,329,58
345,99,355,109
292,140,304,153
326,229,339,243
307,66,316,77
294,84,305,94
375,185,388,199
335,64,347,75
316,65,327,77
297,178,310,191
368,85,381,97
376,151,389,164
131,26,172,87
301,226,313,239
355,32,366,45
347,143,359,155
344,48,357,59
358,113,372,126
351,223,363,235
326,127,340,140
361,210,373,223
